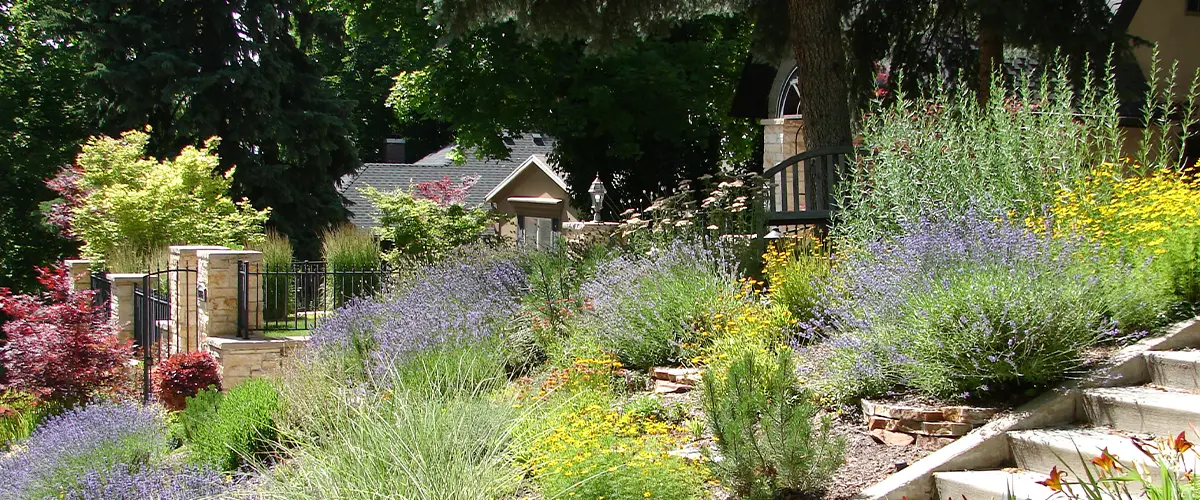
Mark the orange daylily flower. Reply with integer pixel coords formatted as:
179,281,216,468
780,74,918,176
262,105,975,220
1037,466,1066,492
1172,432,1194,454
1091,447,1124,476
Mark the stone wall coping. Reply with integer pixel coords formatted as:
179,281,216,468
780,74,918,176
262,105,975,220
196,249,263,258
64,258,100,266
107,273,149,282
170,245,229,255
205,336,308,351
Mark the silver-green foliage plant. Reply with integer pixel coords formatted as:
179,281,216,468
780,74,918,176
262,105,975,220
836,55,1126,242
701,349,845,500
65,129,271,259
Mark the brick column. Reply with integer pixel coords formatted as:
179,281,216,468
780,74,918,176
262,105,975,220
197,250,263,340
168,246,228,354
63,259,99,291
761,118,807,210
108,273,148,342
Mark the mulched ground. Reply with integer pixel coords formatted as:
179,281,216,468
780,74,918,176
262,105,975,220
821,414,933,500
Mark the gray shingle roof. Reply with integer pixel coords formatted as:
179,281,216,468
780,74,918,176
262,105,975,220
340,135,556,227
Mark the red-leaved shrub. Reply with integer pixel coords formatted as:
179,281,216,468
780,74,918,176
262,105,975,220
152,351,221,411
0,266,132,404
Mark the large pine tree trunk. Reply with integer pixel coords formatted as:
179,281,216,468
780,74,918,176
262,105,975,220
788,0,852,212
977,9,1003,104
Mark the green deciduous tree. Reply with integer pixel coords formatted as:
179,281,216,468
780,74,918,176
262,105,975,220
60,129,270,259
364,187,495,264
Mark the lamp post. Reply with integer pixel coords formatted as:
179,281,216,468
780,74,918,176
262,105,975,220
764,226,783,240
588,176,607,222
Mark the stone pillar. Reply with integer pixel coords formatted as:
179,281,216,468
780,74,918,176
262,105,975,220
168,246,228,354
63,259,98,291
197,250,263,340
108,273,148,342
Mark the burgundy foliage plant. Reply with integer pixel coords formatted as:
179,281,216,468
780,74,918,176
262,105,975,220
413,175,479,206
152,351,221,411
0,266,132,403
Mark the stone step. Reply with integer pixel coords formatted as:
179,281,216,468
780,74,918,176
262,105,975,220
933,470,1056,500
1146,350,1200,393
1082,385,1200,441
1008,428,1198,478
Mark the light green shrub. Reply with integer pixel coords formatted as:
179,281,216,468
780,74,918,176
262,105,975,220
702,349,845,499
363,186,495,265
70,129,270,259
186,379,280,471
320,225,380,309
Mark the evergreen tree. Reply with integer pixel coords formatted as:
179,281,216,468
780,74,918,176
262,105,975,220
70,0,361,256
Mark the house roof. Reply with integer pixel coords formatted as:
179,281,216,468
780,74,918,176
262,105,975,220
339,135,556,227
483,155,570,203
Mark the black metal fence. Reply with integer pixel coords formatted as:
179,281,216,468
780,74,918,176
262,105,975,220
131,267,200,402
89,273,111,320
236,261,404,338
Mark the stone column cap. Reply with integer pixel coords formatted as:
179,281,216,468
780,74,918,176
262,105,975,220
196,249,263,259
64,258,101,266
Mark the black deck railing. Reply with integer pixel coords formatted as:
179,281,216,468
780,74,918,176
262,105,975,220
237,261,404,338
763,146,854,226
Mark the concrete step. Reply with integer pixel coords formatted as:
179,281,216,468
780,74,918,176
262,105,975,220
1008,428,1198,478
933,470,1055,500
1146,350,1200,393
1082,385,1200,441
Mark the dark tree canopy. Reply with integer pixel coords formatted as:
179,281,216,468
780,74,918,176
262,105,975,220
70,0,362,256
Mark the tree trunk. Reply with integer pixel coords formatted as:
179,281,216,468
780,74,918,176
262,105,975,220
788,0,852,213
977,9,1003,105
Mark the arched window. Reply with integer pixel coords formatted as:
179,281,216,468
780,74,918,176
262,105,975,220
777,66,802,118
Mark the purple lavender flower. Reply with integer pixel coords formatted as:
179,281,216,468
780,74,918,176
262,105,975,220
309,256,528,378
62,463,230,500
581,240,740,368
0,401,168,498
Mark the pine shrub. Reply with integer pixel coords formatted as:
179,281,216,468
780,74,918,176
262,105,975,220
701,349,845,499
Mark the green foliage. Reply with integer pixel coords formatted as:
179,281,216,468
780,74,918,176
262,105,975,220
702,349,845,499
186,379,280,472
0,1,86,291
321,225,381,308
384,343,509,401
0,392,60,451
836,56,1126,243
69,130,270,259
260,230,296,321
386,14,760,213
762,237,831,323
363,187,494,265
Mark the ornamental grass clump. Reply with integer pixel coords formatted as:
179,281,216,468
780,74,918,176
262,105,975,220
581,240,740,369
0,401,169,498
321,225,381,309
310,255,527,383
259,229,296,321
813,210,1138,402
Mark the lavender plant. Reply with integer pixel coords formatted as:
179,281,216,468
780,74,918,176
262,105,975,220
61,463,230,500
581,241,741,368
810,210,1146,401
309,255,527,384
0,401,170,498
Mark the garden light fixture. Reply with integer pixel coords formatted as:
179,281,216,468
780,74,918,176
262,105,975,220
588,176,606,222
764,226,783,239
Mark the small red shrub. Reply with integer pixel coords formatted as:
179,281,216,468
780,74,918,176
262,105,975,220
0,266,132,404
152,351,221,411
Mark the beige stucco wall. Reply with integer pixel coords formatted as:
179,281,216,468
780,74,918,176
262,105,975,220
1128,3,1200,95
490,166,576,218
762,118,808,211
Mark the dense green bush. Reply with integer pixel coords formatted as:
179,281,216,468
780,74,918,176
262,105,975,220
50,129,270,259
762,236,831,324
321,225,380,309
702,349,845,499
363,187,495,265
185,379,280,471
259,230,296,321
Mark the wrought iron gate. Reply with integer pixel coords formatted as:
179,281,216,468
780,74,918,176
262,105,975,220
132,267,199,401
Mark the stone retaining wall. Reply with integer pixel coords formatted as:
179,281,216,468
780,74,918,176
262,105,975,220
204,336,307,388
